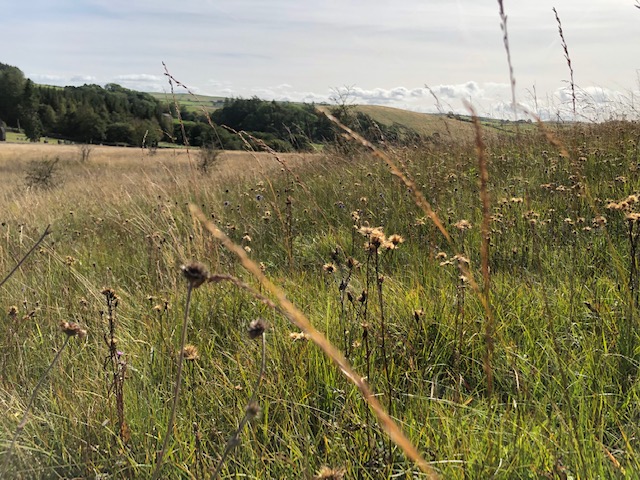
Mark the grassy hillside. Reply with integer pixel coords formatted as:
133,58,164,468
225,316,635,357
148,92,226,114
1,119,640,478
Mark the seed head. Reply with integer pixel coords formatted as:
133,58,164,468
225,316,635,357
323,262,337,274
59,321,87,338
248,318,268,339
289,331,310,342
313,466,346,479
182,344,200,361
245,401,261,419
181,262,210,288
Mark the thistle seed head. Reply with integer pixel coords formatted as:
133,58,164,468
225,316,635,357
180,262,210,288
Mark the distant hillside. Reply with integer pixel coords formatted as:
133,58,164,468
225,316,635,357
152,92,514,142
148,92,226,113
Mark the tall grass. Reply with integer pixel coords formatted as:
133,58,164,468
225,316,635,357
1,117,640,477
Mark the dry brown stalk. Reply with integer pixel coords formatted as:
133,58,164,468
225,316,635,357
497,0,517,119
552,7,576,116
464,101,495,396
189,204,440,479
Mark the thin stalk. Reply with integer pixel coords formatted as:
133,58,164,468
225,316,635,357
152,282,194,480
211,331,267,479
0,224,51,289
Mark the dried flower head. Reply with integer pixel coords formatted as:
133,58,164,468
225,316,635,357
181,262,210,288
248,318,268,339
182,344,200,361
626,212,640,223
289,331,310,342
454,219,472,231
8,305,18,319
323,262,337,274
101,287,117,301
388,234,404,246
59,321,87,338
346,257,360,269
245,401,261,419
313,466,346,480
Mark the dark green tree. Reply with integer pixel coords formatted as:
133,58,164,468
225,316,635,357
0,64,26,125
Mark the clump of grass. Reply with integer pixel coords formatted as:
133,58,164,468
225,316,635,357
1,321,87,476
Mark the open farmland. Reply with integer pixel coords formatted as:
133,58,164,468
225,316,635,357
2,118,640,478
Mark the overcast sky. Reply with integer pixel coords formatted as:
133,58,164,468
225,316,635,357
2,0,639,120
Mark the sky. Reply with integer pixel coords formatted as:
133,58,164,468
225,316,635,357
2,0,639,120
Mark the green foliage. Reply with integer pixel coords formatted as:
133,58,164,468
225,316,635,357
0,63,26,125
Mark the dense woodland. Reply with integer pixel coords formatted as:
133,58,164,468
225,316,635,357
0,62,421,151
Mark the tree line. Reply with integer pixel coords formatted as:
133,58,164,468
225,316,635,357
0,62,421,150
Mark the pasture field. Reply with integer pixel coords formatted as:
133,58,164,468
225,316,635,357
1,120,640,479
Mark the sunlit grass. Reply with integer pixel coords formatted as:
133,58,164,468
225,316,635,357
1,120,640,478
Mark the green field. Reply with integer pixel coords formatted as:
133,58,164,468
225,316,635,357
1,118,640,479
149,92,227,114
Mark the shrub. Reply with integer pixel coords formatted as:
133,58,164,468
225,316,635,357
24,157,61,189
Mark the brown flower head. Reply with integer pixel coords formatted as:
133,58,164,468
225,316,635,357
248,318,268,339
181,262,210,288
323,262,337,274
313,466,346,480
59,321,88,338
182,344,200,361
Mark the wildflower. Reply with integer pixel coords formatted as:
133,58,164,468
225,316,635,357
180,262,210,288
248,318,268,339
313,466,346,480
244,246,252,253
242,234,252,243
323,263,337,274
454,219,472,231
289,331,309,342
59,321,87,338
387,234,404,246
593,215,607,227
8,305,18,320
182,344,200,361
346,257,360,269
626,213,640,223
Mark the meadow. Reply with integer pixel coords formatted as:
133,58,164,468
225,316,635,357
1,118,640,479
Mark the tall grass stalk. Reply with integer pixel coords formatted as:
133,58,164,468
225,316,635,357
212,319,267,479
152,263,207,480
